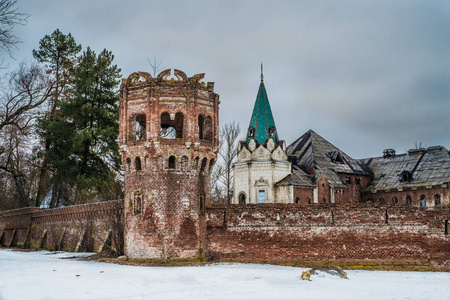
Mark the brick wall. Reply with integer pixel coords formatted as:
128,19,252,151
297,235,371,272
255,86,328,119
0,201,122,252
206,204,450,266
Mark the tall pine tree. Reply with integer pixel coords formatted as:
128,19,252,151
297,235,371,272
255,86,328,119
63,47,121,203
33,29,81,206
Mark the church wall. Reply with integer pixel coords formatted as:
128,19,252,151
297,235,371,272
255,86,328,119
206,204,450,266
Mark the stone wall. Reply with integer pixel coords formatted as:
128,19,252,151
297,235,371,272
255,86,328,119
206,204,450,266
0,200,123,252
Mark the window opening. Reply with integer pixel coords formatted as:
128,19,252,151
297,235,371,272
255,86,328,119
239,193,246,204
126,158,131,171
258,190,266,203
198,115,212,141
400,171,413,182
134,196,142,215
434,194,441,206
445,220,448,235
306,198,311,204
200,157,207,173
200,195,205,215
420,195,426,207
392,197,398,204
355,178,361,185
295,197,300,204
135,157,141,171
379,198,385,205
268,126,276,137
247,126,255,138
161,112,183,139
169,156,176,170
345,176,351,184
135,114,146,140
406,196,412,206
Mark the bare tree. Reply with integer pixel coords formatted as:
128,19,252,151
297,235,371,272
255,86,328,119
212,121,241,204
0,0,28,60
0,63,53,133
0,63,52,208
147,55,164,77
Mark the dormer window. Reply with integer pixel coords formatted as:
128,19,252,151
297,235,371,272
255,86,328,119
269,126,276,137
400,171,413,182
247,126,255,138
329,151,344,164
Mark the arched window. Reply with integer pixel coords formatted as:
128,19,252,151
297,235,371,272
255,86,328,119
209,159,215,173
169,156,176,170
200,157,207,173
420,195,426,207
392,197,398,204
306,198,311,204
379,198,385,205
134,196,142,215
135,157,141,171
434,194,441,206
239,193,246,204
126,158,132,171
135,114,146,140
295,197,300,204
247,126,255,138
130,113,146,141
193,156,199,170
181,156,189,171
406,196,412,206
322,198,326,204
160,112,184,139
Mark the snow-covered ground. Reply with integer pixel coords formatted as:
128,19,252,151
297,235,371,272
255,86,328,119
0,249,448,300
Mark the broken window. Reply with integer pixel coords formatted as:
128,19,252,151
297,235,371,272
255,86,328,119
135,157,141,171
295,197,300,204
130,114,146,141
406,196,412,206
379,198,385,205
169,156,176,170
400,171,413,182
392,196,398,204
345,176,351,184
198,115,212,141
420,195,426,207
355,178,361,185
306,198,311,204
160,112,184,139
322,198,326,204
239,193,246,204
329,151,344,164
134,196,142,215
434,194,441,206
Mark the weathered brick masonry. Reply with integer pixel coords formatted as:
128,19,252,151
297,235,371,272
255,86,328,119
206,204,450,266
0,201,122,252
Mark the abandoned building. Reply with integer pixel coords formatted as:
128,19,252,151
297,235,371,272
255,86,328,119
0,68,449,265
233,72,450,209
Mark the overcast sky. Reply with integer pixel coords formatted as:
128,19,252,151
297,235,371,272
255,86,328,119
6,0,450,158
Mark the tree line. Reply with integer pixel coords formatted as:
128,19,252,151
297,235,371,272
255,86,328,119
0,1,122,209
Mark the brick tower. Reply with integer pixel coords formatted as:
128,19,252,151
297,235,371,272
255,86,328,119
119,69,219,259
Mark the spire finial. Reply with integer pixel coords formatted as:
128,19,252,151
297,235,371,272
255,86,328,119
261,63,264,83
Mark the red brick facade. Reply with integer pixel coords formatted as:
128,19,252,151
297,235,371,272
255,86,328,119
119,70,219,258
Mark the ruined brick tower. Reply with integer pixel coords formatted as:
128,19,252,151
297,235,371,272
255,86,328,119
119,69,219,258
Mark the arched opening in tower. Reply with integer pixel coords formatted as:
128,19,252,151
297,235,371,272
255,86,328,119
198,115,212,141
160,112,184,139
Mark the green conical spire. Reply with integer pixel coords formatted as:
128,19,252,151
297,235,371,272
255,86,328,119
246,69,278,145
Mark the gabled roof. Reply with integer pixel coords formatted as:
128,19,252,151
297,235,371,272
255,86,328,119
246,82,278,145
361,146,450,191
276,165,315,187
286,130,372,187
